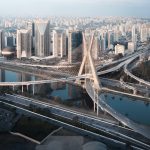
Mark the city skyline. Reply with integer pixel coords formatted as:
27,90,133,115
0,0,150,17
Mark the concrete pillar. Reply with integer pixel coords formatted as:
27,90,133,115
96,90,99,116
94,89,99,116
27,85,29,92
13,85,15,91
32,84,35,95
97,99,99,116
94,101,96,112
94,90,96,112
133,89,137,95
22,85,24,93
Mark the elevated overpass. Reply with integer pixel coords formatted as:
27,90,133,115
0,32,149,140
124,61,150,87
0,74,90,86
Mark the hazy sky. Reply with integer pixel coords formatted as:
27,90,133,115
1,0,150,17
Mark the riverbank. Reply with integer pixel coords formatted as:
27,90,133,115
0,133,36,150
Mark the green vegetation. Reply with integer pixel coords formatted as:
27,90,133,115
100,69,124,80
132,61,150,82
0,102,17,113
0,87,13,95
113,53,123,61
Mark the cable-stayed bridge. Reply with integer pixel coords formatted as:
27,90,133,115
0,32,150,139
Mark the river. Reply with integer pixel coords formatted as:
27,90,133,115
0,68,150,127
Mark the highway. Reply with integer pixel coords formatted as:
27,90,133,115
124,61,150,87
101,77,150,96
0,74,90,86
120,77,136,91
0,43,149,147
0,100,128,149
0,94,150,149
0,51,143,87
96,49,147,71
97,52,142,76
2,61,75,69
85,79,150,140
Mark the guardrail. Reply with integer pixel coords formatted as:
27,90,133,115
85,79,150,140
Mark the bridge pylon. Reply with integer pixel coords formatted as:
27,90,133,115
76,32,101,115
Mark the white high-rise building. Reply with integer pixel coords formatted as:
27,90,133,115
140,25,148,42
92,36,100,60
34,21,51,57
99,32,107,52
132,25,137,43
148,28,150,37
53,30,66,58
68,30,83,64
83,30,100,60
0,30,5,54
132,25,137,50
114,30,120,42
84,32,100,60
17,29,32,58
128,42,135,53
108,30,114,49
119,24,126,36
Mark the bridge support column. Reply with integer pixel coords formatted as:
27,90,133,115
96,90,99,116
97,100,99,116
94,90,96,112
94,89,99,116
13,85,15,91
32,84,35,95
76,32,101,116
94,101,96,112
133,89,137,95
27,85,29,92
22,85,24,93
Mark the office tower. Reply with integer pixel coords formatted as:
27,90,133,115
128,42,135,53
132,25,137,50
6,36,14,47
13,36,16,46
53,30,66,58
84,32,100,60
34,21,51,57
0,69,5,82
132,25,136,42
0,30,5,54
99,32,106,52
114,30,120,42
148,28,150,37
68,30,83,64
27,22,35,37
140,25,148,42
119,24,126,36
108,30,114,49
27,22,35,55
17,29,32,58
92,36,100,60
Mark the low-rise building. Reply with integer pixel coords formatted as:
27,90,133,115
115,44,125,56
